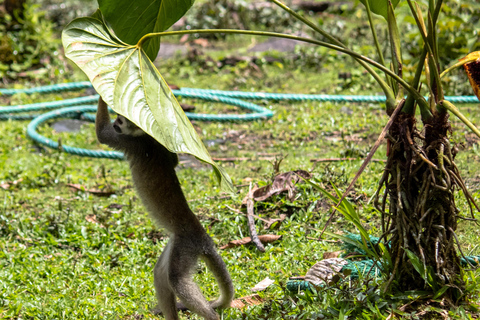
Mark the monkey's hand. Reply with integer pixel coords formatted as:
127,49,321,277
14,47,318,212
95,98,120,148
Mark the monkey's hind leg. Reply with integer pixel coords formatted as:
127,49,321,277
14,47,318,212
153,240,179,320
168,238,220,320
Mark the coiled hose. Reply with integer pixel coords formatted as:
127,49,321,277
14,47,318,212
0,81,478,159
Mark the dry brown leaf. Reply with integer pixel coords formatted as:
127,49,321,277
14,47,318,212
0,178,23,190
322,250,343,259
230,294,264,309
67,183,115,197
85,214,98,224
258,234,282,243
179,34,189,43
305,258,349,286
220,234,282,250
192,38,210,48
168,83,180,90
251,277,275,292
180,103,195,111
249,170,312,202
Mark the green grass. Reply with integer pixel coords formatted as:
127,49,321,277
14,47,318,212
2,67,480,319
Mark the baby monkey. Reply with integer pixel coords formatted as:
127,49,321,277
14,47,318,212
95,98,234,320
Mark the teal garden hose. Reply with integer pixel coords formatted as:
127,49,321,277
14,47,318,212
1,81,478,159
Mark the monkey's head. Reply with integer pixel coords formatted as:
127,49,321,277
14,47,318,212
113,115,145,137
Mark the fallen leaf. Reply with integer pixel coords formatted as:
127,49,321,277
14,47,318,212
251,277,275,292
230,294,264,309
305,258,349,286
168,84,180,90
179,34,189,43
220,234,281,250
322,250,343,259
180,103,195,111
249,170,312,202
192,38,210,48
67,183,115,197
0,178,23,190
85,214,99,224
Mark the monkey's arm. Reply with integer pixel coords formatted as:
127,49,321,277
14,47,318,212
96,98,121,148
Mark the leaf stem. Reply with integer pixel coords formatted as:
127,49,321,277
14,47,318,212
269,0,396,110
441,100,480,138
403,49,428,115
364,0,386,67
406,0,442,100
139,29,429,111
440,57,478,79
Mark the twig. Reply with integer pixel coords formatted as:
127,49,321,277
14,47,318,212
310,157,385,163
246,184,265,252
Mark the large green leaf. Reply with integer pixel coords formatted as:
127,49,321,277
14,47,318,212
97,0,194,61
359,0,401,20
62,17,234,193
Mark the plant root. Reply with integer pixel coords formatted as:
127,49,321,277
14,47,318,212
374,112,478,300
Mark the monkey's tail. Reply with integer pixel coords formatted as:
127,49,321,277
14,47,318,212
202,251,234,309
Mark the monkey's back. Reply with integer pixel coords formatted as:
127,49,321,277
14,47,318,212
123,135,205,235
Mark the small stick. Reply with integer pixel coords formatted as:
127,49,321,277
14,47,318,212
246,184,265,252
